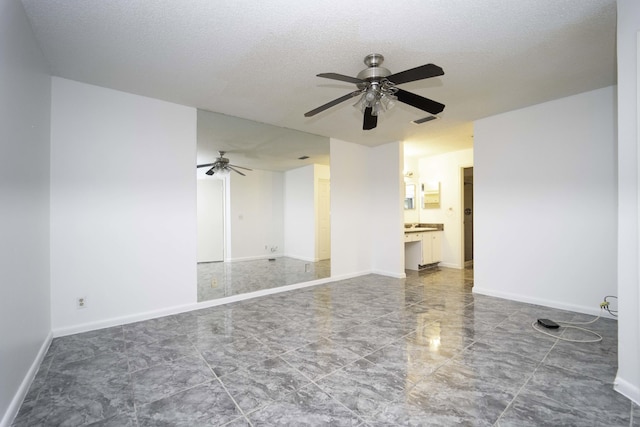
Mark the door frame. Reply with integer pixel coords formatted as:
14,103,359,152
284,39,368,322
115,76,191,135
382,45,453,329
459,165,474,268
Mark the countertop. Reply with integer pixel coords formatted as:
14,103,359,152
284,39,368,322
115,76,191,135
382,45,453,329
404,227,439,233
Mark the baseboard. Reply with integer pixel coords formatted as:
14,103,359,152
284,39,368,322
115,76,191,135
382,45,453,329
226,254,283,262
439,262,463,269
472,287,618,319
282,253,319,262
1,331,53,427
52,301,208,337
328,270,372,281
371,269,406,279
614,376,640,405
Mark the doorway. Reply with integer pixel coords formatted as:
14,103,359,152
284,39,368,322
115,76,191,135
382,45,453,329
463,167,474,266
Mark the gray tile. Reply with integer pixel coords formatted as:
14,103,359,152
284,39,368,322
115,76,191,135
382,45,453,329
367,398,491,427
281,338,361,381
28,373,134,426
220,356,312,413
136,380,243,426
453,341,538,394
364,337,455,384
198,335,276,377
247,384,363,426
316,358,409,419
407,362,514,426
523,364,631,424
474,322,558,362
123,316,186,346
253,324,318,355
14,266,634,427
49,326,125,356
87,411,137,426
328,324,398,357
131,354,215,405
498,390,597,427
48,351,129,381
126,335,198,372
543,335,618,383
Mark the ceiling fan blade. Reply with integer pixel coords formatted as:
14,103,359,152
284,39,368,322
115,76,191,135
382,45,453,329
304,90,362,117
228,164,252,171
197,163,215,168
395,88,445,115
317,73,365,84
205,168,215,175
363,107,378,130
387,63,444,85
228,166,246,176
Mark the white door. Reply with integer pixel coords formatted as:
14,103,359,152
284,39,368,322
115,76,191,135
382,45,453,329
317,179,331,260
197,179,224,263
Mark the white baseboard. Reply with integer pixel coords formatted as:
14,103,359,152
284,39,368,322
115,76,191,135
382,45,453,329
439,262,463,269
283,253,319,262
472,287,618,319
371,269,406,279
1,331,53,427
328,270,372,281
226,254,283,262
614,376,640,405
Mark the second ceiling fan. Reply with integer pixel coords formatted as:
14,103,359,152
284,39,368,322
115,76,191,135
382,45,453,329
197,151,252,176
304,54,445,130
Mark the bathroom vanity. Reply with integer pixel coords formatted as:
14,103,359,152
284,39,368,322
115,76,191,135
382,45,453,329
404,225,443,270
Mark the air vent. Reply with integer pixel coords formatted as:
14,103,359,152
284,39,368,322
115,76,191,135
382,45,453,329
298,155,310,160
412,116,438,125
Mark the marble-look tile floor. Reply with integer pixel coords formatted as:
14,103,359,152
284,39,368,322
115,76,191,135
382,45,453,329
13,267,638,426
198,257,331,302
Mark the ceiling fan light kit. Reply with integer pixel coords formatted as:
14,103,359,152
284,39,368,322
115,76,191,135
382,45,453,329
305,54,445,130
197,151,253,176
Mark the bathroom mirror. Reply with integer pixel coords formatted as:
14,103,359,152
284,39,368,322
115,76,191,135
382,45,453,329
404,184,416,210
422,181,441,208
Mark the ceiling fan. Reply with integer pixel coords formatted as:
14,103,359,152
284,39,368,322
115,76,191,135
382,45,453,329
197,151,252,176
304,54,445,130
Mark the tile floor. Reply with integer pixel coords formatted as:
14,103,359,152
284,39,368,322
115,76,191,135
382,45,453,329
13,267,638,426
197,257,331,302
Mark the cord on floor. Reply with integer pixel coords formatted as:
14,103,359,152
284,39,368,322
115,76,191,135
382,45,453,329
531,295,617,343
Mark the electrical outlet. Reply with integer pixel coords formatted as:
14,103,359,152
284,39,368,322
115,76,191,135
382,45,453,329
77,296,87,309
211,278,218,288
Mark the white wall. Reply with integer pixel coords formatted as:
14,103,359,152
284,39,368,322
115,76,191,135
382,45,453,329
418,148,474,268
615,0,640,404
370,142,405,278
330,139,405,279
50,78,197,334
284,165,315,260
228,168,284,261
330,139,373,278
474,87,617,317
0,1,52,424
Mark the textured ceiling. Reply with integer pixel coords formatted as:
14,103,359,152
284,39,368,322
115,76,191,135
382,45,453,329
21,0,616,162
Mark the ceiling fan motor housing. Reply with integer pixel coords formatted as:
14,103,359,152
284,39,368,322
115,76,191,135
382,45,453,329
356,54,392,89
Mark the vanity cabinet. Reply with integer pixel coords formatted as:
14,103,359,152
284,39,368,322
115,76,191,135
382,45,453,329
421,232,442,265
404,230,442,270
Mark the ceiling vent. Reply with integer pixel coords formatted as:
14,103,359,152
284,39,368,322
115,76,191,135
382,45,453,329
412,116,438,125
